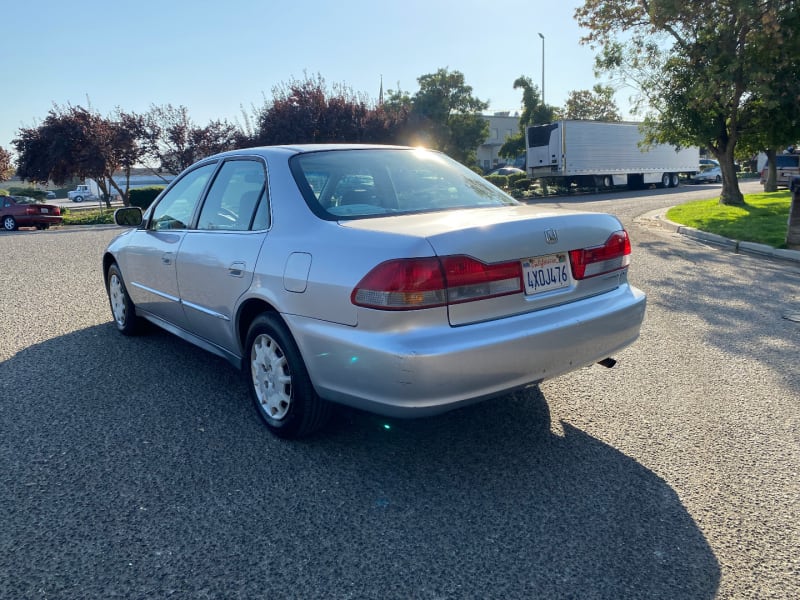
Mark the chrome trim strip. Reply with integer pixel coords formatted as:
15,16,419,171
181,299,231,321
130,281,180,303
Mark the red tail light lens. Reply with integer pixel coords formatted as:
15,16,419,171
569,230,631,280
352,256,522,310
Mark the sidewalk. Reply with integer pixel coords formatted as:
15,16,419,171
641,207,800,265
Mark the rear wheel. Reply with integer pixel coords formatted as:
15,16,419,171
246,313,331,439
106,263,141,335
2,216,17,231
661,173,671,188
670,174,680,188
73,195,84,203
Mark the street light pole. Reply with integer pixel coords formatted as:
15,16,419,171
538,32,545,106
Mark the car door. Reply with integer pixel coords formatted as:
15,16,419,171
176,158,270,354
121,162,217,329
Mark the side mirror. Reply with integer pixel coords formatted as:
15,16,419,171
114,207,143,227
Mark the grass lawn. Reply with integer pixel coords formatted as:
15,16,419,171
666,190,792,248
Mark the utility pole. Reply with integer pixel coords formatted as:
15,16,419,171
538,32,545,105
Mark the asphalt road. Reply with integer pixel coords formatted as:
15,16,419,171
1,181,798,599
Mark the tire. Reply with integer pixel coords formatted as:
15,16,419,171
2,215,17,231
661,173,671,188
245,313,331,439
603,176,613,188
715,175,721,183
106,263,141,335
670,174,680,188
73,195,83,203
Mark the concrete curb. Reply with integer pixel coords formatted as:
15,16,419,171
640,208,800,265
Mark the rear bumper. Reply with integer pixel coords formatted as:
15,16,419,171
18,215,63,226
287,284,647,418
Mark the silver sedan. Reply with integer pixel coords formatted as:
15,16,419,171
104,145,646,438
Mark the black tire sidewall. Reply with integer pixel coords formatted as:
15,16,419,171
245,313,326,439
107,264,139,335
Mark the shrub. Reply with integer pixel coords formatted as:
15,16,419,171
485,174,510,188
8,186,46,200
129,186,165,210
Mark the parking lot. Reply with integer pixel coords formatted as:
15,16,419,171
1,186,798,599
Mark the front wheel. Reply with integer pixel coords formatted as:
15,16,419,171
72,195,83,203
106,263,141,335
246,313,331,439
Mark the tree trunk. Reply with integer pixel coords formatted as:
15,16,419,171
717,152,744,206
763,148,778,192
787,180,800,249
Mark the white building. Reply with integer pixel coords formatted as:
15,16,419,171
476,113,521,171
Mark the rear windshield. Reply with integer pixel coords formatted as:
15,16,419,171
289,148,519,220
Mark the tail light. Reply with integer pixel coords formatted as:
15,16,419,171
352,230,632,311
569,230,631,280
352,256,522,310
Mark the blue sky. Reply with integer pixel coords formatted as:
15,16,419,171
1,0,626,151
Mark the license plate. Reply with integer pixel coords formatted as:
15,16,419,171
522,253,571,295
41,208,49,213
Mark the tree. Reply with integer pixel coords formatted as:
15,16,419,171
143,104,241,175
563,84,621,121
576,0,800,206
0,146,13,181
13,105,139,206
409,68,489,164
499,76,556,161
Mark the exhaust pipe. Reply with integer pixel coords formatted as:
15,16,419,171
597,357,617,369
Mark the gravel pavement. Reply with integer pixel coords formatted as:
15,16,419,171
1,183,798,599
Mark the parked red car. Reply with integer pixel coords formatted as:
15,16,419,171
1,195,63,231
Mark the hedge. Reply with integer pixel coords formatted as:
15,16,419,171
129,186,165,210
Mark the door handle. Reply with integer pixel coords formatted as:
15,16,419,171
162,252,173,265
229,261,246,277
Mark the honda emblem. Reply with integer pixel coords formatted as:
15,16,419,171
544,228,558,244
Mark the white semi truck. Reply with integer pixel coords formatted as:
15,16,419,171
526,120,699,189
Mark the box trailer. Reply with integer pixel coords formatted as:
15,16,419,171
526,120,699,189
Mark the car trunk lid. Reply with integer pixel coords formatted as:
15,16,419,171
343,205,631,326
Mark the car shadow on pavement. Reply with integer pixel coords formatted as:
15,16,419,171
1,324,720,599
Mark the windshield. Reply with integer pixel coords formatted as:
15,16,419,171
290,148,519,219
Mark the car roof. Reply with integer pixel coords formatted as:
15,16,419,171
210,144,420,161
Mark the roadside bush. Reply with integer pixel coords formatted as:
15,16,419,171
61,208,116,226
485,174,510,188
8,186,46,200
129,186,164,210
509,173,528,188
510,175,533,192
0,189,8,196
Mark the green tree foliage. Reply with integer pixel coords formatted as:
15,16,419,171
576,0,800,206
408,68,489,164
499,76,556,161
0,146,13,181
563,85,621,121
